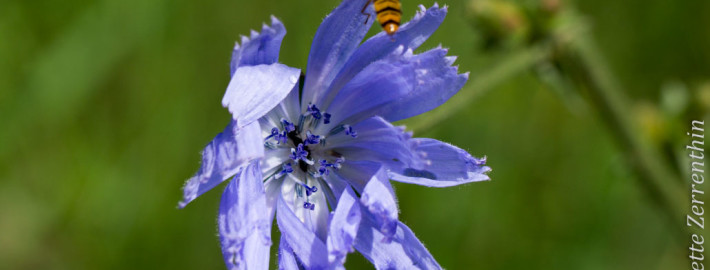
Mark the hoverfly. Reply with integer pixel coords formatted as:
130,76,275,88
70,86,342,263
361,0,402,35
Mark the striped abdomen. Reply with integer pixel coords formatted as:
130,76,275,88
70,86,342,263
374,0,401,35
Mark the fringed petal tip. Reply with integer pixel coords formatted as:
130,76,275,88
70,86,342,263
413,3,447,21
262,15,285,35
260,16,285,37
326,45,468,124
430,48,470,81
394,125,414,141
177,177,199,209
431,2,447,11
388,46,464,75
389,138,490,187
466,154,492,180
230,16,287,75
444,55,457,65
178,161,220,209
234,16,284,49
269,15,281,25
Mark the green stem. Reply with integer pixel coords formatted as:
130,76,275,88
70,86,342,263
567,28,688,240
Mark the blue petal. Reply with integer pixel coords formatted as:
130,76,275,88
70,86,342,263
322,117,413,176
319,175,349,207
276,191,329,269
263,175,284,225
334,160,381,193
218,162,273,270
325,47,467,126
179,121,263,207
260,82,301,131
377,49,467,122
260,147,292,178
231,16,286,75
359,166,398,241
390,138,491,187
327,185,361,266
278,237,300,270
354,217,441,270
320,4,448,109
222,63,300,129
301,0,374,111
281,175,331,241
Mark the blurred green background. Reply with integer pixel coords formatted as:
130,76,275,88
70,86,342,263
1,0,709,269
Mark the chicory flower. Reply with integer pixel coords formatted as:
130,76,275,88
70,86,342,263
180,1,491,269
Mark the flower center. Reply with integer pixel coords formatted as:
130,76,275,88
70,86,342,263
263,104,357,210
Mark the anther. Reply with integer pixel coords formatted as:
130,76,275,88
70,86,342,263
265,127,279,140
307,104,322,119
344,125,358,138
277,163,293,177
289,144,313,165
304,131,321,145
300,183,318,196
276,131,288,144
318,159,329,176
290,144,307,161
318,165,329,176
317,158,344,177
281,119,295,133
303,202,315,210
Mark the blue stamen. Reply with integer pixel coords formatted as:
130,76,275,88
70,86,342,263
317,158,343,177
307,104,322,119
323,113,331,124
318,159,329,176
266,128,289,144
299,183,318,196
280,163,293,175
344,125,357,138
265,127,279,140
324,159,338,168
289,143,310,163
303,202,315,210
318,166,328,176
304,131,321,145
276,131,288,144
281,119,295,133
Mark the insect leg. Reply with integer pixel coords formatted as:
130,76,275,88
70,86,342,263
361,0,373,24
